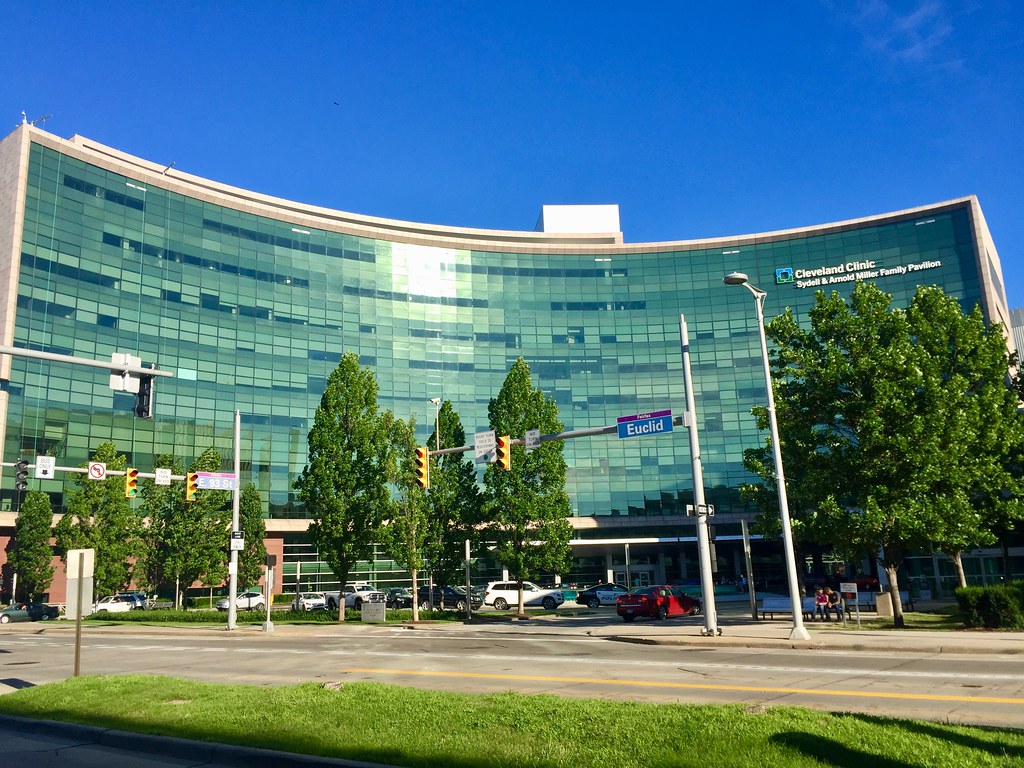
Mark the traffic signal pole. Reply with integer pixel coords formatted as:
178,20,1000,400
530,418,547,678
228,409,241,631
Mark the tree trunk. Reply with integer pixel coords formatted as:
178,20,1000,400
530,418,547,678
949,551,967,590
411,567,419,622
174,576,180,611
517,583,526,618
883,562,905,629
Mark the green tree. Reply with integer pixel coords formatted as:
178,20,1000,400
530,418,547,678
54,442,142,598
423,401,483,598
907,288,1024,588
482,357,572,617
294,351,397,621
136,450,231,608
6,490,55,600
378,417,430,619
237,483,268,591
752,283,1021,627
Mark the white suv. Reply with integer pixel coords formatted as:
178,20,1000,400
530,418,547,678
484,581,565,611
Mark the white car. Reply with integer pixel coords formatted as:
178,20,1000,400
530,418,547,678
215,591,266,612
291,592,327,611
325,583,385,610
483,581,565,611
93,595,134,614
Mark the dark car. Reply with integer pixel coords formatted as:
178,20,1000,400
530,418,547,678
575,582,629,608
417,585,483,611
384,587,413,610
616,585,701,622
0,602,59,623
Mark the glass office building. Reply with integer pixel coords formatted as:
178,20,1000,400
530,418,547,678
0,124,1013,597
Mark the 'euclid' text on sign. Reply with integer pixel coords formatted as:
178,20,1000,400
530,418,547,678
617,410,673,439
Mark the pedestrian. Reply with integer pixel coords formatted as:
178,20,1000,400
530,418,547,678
826,587,843,622
740,574,748,593
814,587,829,621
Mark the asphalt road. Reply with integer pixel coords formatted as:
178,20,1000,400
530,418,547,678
2,610,1023,729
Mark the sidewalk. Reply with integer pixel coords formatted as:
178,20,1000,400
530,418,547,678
591,615,1024,654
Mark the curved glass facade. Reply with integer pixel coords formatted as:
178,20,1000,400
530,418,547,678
0,126,1012,594
0,129,1010,527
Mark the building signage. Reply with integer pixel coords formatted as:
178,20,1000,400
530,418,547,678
617,409,673,439
777,258,943,290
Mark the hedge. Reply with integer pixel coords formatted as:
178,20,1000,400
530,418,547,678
955,582,1024,629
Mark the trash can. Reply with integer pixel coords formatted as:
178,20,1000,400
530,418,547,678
875,591,894,617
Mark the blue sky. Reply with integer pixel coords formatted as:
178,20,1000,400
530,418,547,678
4,2,1022,307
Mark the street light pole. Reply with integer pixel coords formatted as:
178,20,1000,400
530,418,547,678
679,314,719,636
723,272,811,641
429,398,442,452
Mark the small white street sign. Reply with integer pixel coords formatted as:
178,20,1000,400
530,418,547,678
155,468,172,486
34,455,56,479
88,462,107,481
525,429,541,450
474,430,496,461
230,531,245,551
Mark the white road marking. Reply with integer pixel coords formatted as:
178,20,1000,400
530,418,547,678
4,635,1023,682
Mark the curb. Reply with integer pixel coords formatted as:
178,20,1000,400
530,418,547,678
601,634,1024,654
0,713,400,768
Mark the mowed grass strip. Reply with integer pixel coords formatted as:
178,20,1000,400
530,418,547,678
0,675,1021,767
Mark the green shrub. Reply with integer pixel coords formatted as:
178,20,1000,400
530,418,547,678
956,583,1024,629
979,587,1024,629
954,586,984,627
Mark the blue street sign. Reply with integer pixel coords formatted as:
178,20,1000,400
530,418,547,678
617,409,673,439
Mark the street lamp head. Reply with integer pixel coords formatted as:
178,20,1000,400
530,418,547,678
428,397,441,405
723,272,749,286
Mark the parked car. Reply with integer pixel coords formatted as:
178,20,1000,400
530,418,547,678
384,587,413,610
616,585,701,622
94,595,134,614
325,583,385,610
417,585,483,611
215,591,266,612
575,582,629,608
0,602,59,623
118,592,150,610
291,592,327,611
483,581,564,611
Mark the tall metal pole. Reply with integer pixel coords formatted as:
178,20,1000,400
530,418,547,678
680,315,719,636
724,274,810,641
227,409,240,630
752,289,810,640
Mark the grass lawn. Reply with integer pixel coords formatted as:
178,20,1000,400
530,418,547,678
814,605,967,632
0,675,1020,767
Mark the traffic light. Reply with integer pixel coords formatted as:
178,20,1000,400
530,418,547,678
185,472,198,502
414,446,430,490
134,375,154,418
495,435,511,471
14,459,29,491
125,467,139,498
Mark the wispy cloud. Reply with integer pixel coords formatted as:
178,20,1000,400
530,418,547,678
838,0,958,66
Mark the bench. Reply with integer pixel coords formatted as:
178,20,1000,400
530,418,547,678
760,596,816,621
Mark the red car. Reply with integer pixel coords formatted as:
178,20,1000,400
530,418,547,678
616,585,702,622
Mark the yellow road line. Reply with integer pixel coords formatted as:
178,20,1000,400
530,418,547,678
342,668,1024,705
